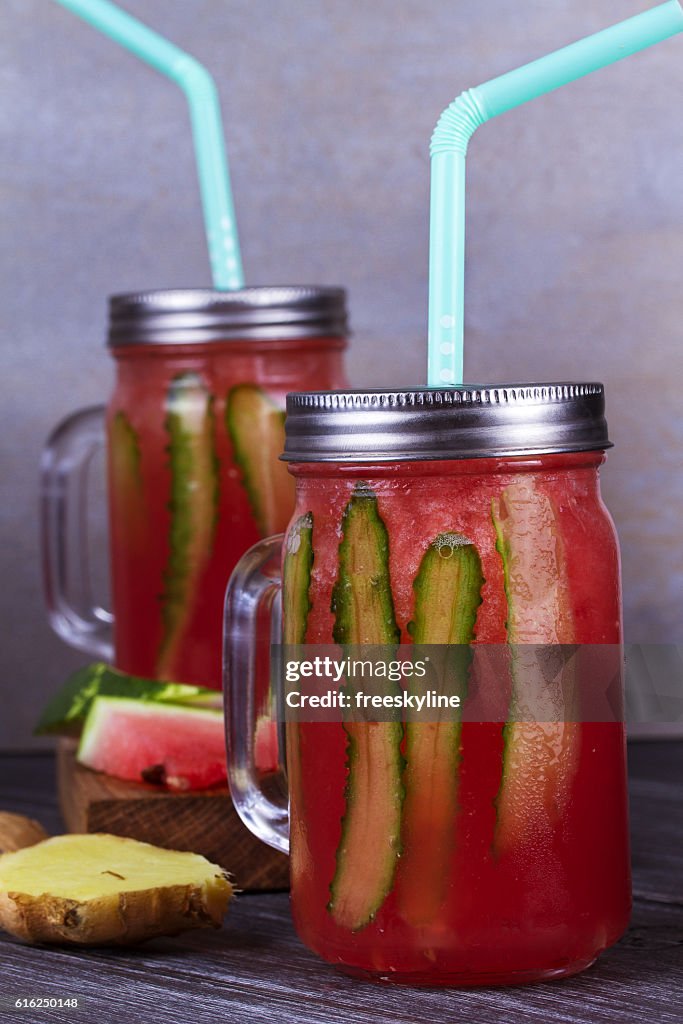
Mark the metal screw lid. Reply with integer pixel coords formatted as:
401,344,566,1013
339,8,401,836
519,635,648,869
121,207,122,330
107,286,348,346
283,383,611,462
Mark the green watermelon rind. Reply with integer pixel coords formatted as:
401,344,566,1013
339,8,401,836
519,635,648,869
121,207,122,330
34,662,220,737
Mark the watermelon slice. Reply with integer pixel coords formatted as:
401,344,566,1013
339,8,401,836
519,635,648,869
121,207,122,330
35,663,221,737
77,697,227,792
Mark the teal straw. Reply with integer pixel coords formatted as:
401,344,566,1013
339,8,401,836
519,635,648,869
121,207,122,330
428,0,683,386
53,0,244,290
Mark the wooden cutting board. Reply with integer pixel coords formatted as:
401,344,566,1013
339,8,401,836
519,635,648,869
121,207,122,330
56,740,289,892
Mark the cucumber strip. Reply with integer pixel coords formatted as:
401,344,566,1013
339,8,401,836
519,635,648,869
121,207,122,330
492,478,580,854
109,410,145,545
157,373,219,680
408,534,483,647
283,513,314,646
398,534,483,927
226,384,295,537
331,487,401,649
282,513,314,829
109,410,142,492
328,486,403,932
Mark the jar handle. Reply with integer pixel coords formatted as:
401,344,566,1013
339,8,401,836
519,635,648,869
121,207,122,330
40,406,114,661
223,534,290,855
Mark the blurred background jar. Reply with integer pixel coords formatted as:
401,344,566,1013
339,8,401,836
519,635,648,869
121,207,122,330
41,286,349,689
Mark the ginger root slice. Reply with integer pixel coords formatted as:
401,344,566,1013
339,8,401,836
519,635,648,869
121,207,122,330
0,812,49,854
0,833,233,945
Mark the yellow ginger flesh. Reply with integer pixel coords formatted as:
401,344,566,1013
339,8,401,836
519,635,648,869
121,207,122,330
0,833,232,945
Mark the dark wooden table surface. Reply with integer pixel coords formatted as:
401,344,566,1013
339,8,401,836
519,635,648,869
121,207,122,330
1,744,681,1024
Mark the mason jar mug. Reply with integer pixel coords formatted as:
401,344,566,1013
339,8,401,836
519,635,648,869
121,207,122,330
41,287,348,689
224,383,631,986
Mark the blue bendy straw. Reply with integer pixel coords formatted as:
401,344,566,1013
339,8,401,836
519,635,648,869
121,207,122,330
428,0,683,387
53,0,244,290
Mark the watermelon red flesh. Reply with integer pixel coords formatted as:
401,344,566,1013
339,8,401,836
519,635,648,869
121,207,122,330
77,697,227,792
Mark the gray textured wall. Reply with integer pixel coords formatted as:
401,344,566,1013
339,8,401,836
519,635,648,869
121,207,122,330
2,0,682,748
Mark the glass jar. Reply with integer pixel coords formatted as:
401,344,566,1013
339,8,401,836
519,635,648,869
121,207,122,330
224,383,630,986
42,286,348,689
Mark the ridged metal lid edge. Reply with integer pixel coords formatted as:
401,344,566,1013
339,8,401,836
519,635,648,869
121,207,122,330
283,383,611,462
108,286,348,346
287,382,603,410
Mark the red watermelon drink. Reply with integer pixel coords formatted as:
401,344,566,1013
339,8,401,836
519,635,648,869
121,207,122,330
106,288,347,690
272,385,630,985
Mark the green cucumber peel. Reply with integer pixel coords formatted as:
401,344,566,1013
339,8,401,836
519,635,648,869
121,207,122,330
158,372,219,674
226,384,289,537
283,512,314,645
282,512,314,842
327,484,404,931
409,532,483,644
408,531,484,700
331,484,401,648
329,716,404,930
397,532,484,926
110,410,142,489
490,481,579,852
